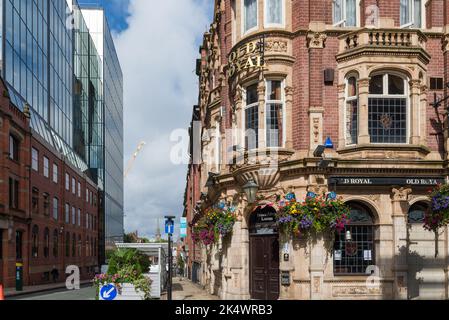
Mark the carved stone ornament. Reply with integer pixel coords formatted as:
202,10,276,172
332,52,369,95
392,187,412,201
265,39,288,53
442,34,449,52
307,32,327,49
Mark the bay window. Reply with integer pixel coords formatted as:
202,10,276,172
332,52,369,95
333,0,357,27
400,0,423,28
244,84,259,150
345,76,358,145
266,80,284,148
265,0,284,26
368,73,408,144
243,0,258,34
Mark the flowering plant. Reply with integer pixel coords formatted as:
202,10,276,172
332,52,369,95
192,205,237,246
424,184,449,232
276,192,350,236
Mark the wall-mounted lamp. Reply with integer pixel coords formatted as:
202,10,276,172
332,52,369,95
243,179,259,204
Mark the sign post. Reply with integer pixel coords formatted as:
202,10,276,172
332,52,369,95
165,216,176,301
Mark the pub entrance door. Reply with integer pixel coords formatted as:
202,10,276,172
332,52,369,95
249,207,280,300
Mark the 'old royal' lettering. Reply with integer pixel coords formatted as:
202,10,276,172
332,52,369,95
227,40,265,77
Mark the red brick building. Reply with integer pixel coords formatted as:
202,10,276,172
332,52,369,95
1,78,100,289
185,0,449,300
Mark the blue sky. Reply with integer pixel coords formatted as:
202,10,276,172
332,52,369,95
77,0,131,33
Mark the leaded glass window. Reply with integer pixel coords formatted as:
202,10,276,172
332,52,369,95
368,73,408,144
408,202,428,224
334,203,375,275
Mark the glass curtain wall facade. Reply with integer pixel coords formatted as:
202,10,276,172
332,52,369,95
79,8,124,247
2,0,90,172
73,4,104,187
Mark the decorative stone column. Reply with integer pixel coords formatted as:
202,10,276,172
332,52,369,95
409,79,422,145
391,187,412,300
419,82,428,146
357,78,371,144
284,86,294,149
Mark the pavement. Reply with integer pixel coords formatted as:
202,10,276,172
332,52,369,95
4,280,93,298
164,277,218,301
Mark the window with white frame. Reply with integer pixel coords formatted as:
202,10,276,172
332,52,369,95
368,73,409,144
333,0,357,27
244,84,259,150
265,80,284,148
53,163,58,183
32,148,39,171
400,0,423,28
43,156,49,178
345,75,358,145
265,0,284,26
243,0,258,34
72,206,76,225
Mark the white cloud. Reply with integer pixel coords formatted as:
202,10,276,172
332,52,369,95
114,0,212,239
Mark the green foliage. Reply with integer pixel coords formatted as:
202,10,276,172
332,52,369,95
107,248,151,275
94,248,153,300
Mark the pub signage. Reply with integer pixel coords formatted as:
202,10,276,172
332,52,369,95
227,40,265,78
329,177,445,186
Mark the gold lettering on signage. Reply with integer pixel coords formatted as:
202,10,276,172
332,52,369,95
227,40,265,78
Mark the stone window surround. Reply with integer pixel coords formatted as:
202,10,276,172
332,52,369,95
234,73,293,152
338,64,428,151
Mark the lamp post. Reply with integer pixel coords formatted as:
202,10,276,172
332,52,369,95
243,179,259,204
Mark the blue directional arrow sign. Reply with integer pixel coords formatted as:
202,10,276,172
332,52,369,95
100,284,117,301
165,219,174,235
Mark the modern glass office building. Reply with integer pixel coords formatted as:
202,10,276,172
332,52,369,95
78,5,124,248
0,0,123,256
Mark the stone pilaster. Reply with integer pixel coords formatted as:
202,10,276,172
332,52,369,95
308,107,324,153
391,187,412,300
409,80,422,145
284,86,294,149
357,78,371,144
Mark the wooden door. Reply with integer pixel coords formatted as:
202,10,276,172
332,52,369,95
250,235,279,300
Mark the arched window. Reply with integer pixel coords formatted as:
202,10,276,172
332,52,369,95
334,202,375,275
408,202,428,224
53,229,59,258
32,225,39,258
44,228,50,258
345,75,358,145
368,73,409,144
65,232,70,257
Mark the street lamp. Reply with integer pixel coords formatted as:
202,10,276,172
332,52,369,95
243,179,259,204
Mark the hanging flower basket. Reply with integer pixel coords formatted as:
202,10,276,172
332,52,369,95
276,192,350,237
424,184,449,257
425,184,449,232
192,204,237,246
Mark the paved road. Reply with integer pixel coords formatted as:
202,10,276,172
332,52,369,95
8,285,96,300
